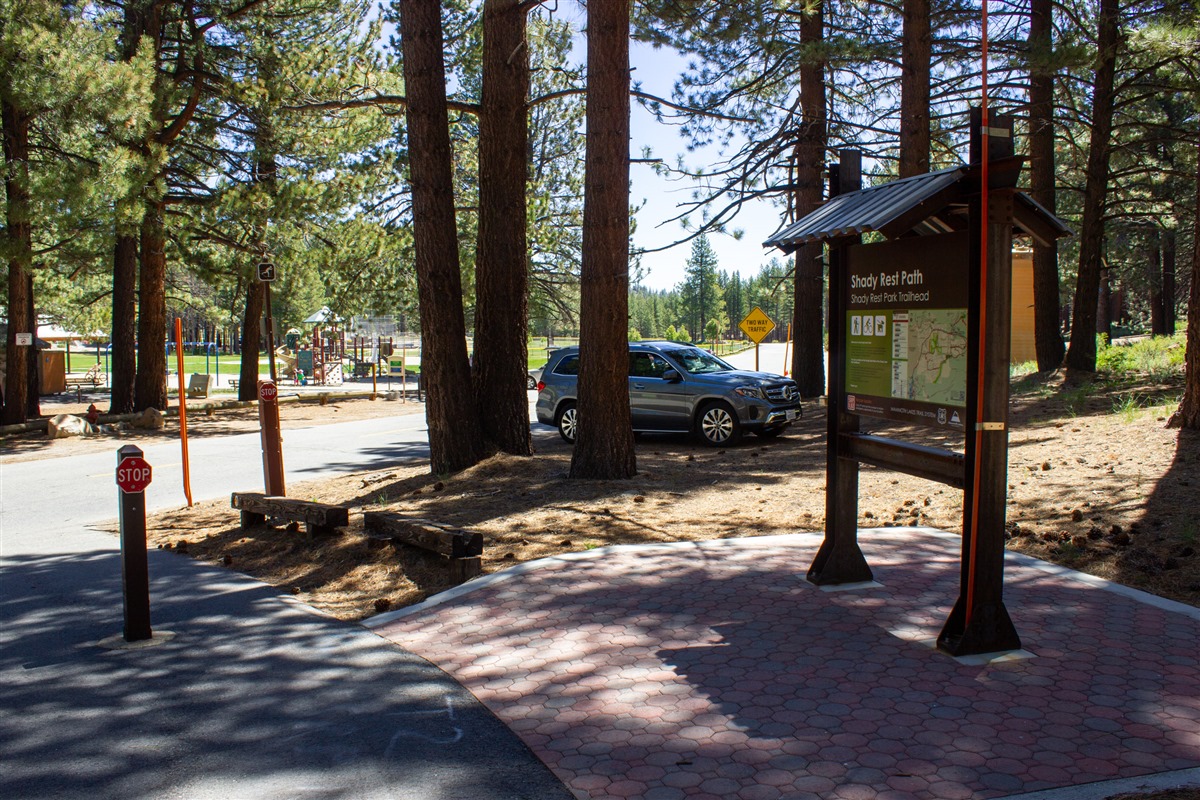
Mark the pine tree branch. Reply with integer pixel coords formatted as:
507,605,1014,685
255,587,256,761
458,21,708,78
282,92,481,115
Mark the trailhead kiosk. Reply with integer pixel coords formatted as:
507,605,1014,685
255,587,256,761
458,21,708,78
764,112,1071,656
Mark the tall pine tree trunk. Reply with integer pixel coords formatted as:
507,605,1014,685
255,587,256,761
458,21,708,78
474,0,532,456
239,278,264,400
1167,133,1200,430
135,199,168,410
1028,0,1065,370
1149,230,1165,335
244,65,278,398
1163,229,1176,335
23,272,39,418
131,0,167,410
789,1,827,398
109,232,138,413
399,0,486,475
2,98,32,425
1066,0,1120,372
899,0,931,178
109,0,147,413
569,0,636,480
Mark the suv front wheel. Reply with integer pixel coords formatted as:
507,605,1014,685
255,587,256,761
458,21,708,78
556,402,578,443
697,401,742,446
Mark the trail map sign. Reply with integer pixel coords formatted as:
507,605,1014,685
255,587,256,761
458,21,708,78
844,231,968,430
739,307,775,344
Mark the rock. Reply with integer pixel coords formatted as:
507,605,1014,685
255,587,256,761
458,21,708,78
47,414,89,439
132,408,165,430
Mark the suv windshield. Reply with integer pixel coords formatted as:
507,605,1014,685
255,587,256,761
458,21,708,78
669,348,735,375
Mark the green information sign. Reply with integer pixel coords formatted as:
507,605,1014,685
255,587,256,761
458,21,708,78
843,232,969,429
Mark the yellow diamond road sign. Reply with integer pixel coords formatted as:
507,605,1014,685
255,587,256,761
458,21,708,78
739,307,776,344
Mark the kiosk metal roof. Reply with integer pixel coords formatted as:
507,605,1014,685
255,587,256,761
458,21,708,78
764,165,1072,252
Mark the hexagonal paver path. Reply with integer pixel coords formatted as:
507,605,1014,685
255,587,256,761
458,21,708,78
366,529,1200,800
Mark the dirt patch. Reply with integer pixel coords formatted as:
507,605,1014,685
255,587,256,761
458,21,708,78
15,372,1199,622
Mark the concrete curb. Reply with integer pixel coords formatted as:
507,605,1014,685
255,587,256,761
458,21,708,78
996,767,1200,799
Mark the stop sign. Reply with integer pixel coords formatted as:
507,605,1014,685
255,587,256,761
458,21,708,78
116,455,153,493
259,382,278,402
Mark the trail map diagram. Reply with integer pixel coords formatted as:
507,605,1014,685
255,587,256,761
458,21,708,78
892,309,968,406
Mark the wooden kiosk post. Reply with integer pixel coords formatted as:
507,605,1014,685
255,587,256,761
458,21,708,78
937,107,1022,655
809,150,872,586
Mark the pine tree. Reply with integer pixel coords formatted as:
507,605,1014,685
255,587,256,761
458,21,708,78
473,0,532,456
1026,0,1065,370
1,0,150,422
570,0,636,480
1066,0,1122,372
398,0,486,474
680,235,725,343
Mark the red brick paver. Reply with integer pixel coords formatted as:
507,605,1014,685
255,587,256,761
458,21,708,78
368,529,1200,799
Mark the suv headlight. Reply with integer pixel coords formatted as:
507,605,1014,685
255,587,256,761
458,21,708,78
735,385,765,399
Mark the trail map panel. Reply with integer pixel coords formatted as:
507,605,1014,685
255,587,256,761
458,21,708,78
843,232,969,430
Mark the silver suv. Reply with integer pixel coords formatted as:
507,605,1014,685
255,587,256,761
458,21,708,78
535,341,801,446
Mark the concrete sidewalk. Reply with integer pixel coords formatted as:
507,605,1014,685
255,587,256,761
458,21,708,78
369,528,1200,800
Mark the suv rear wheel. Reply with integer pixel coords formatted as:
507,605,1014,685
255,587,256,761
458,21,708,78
556,402,578,443
697,401,741,446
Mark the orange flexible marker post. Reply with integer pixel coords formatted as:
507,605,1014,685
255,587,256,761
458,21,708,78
174,318,193,507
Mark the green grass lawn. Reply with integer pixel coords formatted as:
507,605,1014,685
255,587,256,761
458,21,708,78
63,351,270,379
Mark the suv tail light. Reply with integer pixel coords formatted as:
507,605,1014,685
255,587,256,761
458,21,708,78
536,380,545,392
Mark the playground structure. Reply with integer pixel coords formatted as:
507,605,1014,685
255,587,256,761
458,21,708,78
272,323,409,387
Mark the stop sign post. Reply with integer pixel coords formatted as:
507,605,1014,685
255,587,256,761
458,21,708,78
258,379,286,496
116,445,152,642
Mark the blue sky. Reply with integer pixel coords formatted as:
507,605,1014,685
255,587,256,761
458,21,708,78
626,42,789,291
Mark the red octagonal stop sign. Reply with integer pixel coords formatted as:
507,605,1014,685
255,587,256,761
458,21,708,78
259,381,278,402
116,455,153,493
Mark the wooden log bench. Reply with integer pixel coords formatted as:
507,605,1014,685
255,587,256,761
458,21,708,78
231,492,349,537
363,511,483,583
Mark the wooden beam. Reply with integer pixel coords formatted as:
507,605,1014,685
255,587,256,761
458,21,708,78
363,512,483,558
231,492,349,529
842,434,965,488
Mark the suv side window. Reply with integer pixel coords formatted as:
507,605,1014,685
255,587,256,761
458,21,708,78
630,352,671,379
553,354,580,376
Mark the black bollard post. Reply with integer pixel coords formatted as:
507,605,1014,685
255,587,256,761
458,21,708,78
116,445,153,642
